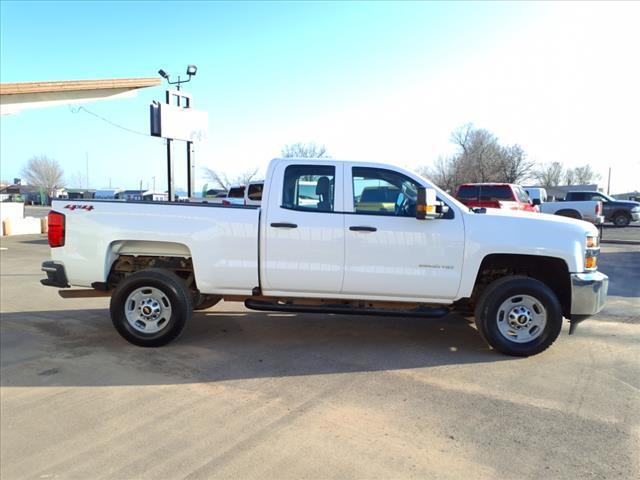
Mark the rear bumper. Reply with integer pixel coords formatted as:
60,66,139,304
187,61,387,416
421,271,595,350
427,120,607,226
41,261,70,288
570,271,608,317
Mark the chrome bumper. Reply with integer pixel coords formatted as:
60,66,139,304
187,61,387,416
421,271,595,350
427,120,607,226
632,212,640,222
570,271,608,316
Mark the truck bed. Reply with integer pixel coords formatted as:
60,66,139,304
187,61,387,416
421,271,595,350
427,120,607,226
50,199,261,295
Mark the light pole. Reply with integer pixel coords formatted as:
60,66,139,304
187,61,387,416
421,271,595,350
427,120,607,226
158,65,197,91
156,65,198,200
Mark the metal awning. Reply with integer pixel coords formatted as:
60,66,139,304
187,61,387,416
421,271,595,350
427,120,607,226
0,77,161,115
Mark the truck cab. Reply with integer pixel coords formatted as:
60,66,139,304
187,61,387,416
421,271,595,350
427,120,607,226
565,191,640,227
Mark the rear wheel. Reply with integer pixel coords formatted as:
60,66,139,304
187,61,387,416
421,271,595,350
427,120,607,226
613,212,630,227
474,276,563,357
110,268,192,347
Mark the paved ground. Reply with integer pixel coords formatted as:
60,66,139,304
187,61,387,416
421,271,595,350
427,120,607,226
1,232,638,479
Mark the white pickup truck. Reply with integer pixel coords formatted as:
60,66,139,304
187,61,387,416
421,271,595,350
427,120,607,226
41,158,609,356
527,189,605,227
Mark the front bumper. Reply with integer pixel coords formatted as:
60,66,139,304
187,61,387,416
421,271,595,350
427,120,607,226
41,261,70,288
570,271,608,316
632,211,640,222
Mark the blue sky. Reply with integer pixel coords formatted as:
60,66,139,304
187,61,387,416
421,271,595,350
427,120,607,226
1,1,639,193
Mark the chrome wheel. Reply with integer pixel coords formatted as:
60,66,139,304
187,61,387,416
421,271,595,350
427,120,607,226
124,287,172,334
496,294,547,343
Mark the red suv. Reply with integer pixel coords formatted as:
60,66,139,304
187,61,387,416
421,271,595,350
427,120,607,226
456,183,539,212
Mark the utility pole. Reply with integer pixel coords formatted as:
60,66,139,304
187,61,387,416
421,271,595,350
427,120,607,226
607,167,611,195
85,152,89,189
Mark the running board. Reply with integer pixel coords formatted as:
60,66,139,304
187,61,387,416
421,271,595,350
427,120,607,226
244,300,450,318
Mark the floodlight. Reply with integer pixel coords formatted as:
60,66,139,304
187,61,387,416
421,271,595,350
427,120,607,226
186,65,197,76
158,69,169,79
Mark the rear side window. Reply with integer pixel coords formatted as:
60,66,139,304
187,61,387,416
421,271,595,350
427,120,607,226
228,187,245,198
457,185,514,201
457,186,479,200
282,165,335,212
247,183,263,201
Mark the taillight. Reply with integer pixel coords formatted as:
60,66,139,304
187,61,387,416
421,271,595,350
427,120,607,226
48,211,65,247
222,199,231,205
596,202,601,216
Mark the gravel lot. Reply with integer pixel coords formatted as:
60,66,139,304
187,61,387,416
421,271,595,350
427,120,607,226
1,229,638,479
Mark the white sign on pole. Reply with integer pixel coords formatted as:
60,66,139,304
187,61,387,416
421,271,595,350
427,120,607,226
150,103,209,142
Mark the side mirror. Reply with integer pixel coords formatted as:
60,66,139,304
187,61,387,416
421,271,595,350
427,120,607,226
532,198,541,206
416,187,438,220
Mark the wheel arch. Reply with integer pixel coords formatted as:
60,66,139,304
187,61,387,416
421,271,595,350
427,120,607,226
555,209,582,220
104,240,195,290
472,253,572,319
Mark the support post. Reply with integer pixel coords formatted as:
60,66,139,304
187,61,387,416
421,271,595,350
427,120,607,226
166,139,175,201
187,141,195,198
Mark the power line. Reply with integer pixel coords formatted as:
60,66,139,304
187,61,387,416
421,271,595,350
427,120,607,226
69,105,152,137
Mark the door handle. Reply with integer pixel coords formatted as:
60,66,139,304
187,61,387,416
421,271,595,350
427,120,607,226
349,226,377,232
270,222,298,228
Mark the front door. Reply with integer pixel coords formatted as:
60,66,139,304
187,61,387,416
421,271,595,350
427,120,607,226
262,162,345,295
342,166,465,300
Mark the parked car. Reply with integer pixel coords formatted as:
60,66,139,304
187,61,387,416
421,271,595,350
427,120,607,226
245,180,264,206
210,181,264,206
524,187,547,204
41,158,608,357
456,183,539,212
564,191,640,227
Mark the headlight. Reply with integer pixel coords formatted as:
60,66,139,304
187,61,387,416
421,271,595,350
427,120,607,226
586,235,599,248
631,206,640,212
585,234,599,270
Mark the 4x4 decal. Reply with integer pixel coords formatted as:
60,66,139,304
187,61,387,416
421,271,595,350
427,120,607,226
64,204,94,211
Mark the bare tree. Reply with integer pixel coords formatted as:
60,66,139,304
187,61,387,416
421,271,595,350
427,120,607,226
68,171,87,189
281,142,329,158
534,162,565,188
202,167,259,190
564,168,576,186
416,155,463,193
497,144,535,184
20,155,64,198
417,124,534,190
571,165,601,185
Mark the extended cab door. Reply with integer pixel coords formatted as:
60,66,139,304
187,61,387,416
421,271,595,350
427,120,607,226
262,161,345,294
342,165,465,300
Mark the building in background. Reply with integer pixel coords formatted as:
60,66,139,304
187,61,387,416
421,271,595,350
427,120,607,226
117,190,146,201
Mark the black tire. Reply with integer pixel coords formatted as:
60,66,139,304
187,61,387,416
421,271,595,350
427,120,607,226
613,212,630,227
193,294,222,311
474,275,563,357
110,268,192,347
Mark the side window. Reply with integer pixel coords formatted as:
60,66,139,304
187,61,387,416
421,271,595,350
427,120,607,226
282,165,335,212
247,183,263,201
352,167,418,217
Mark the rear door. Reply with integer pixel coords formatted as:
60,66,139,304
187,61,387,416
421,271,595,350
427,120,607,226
262,161,345,294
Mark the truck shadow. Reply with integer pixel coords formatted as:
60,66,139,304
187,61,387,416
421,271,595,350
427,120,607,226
0,308,509,387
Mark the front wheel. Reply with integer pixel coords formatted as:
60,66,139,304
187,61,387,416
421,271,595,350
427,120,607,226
110,268,192,347
613,212,630,227
474,276,563,356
